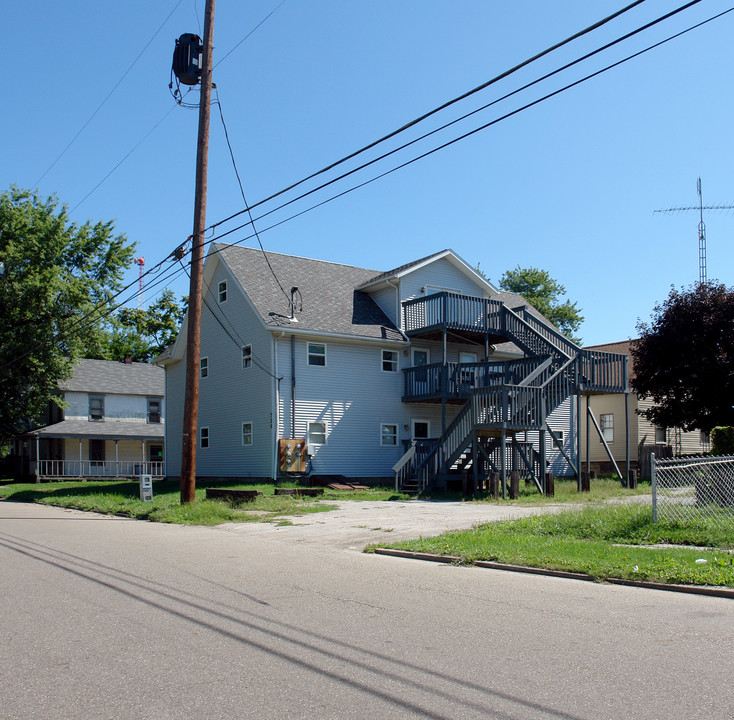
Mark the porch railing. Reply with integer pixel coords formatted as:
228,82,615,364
35,459,164,478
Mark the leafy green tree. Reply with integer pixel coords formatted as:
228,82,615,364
97,290,187,362
0,186,134,440
499,266,584,343
631,282,734,433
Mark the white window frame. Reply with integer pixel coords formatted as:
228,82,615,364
200,357,208,378
218,280,227,303
307,342,327,367
655,426,667,444
242,344,252,370
200,426,209,449
600,414,614,444
242,421,253,447
380,422,398,446
308,421,327,446
381,349,398,373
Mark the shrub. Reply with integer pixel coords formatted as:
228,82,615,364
710,426,734,456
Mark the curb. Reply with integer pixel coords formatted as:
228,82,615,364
373,548,734,599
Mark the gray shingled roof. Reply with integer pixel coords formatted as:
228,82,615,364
214,244,405,341
59,359,164,396
31,419,164,440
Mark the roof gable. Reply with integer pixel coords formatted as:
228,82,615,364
213,244,404,341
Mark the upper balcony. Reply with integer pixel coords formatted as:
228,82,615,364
402,292,509,345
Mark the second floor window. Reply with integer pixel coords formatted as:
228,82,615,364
147,398,161,424
218,280,227,303
200,357,208,378
89,396,104,422
242,345,252,369
200,427,209,448
382,350,398,372
307,343,326,367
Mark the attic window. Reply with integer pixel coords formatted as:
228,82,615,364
218,281,227,303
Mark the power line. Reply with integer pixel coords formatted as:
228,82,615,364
3,3,729,372
214,0,289,68
213,86,290,304
203,3,730,256
33,0,186,187
207,0,656,233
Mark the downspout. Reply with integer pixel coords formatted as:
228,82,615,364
291,334,296,437
273,332,284,480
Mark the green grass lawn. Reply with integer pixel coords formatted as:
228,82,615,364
0,478,408,524
372,503,734,587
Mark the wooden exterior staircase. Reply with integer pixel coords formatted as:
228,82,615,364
394,292,628,493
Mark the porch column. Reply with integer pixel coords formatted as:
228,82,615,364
34,434,40,483
141,440,145,475
79,438,83,478
500,426,507,500
115,440,119,476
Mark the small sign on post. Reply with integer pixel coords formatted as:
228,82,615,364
140,474,153,502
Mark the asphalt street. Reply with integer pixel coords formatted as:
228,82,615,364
1,501,732,720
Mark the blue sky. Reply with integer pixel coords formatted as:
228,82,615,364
4,1,734,346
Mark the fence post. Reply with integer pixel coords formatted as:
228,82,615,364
651,453,657,522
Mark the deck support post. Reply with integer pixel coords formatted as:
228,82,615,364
471,431,478,495
500,426,507,499
441,327,447,433
576,389,582,491
539,427,547,493
585,394,591,477
624,391,630,489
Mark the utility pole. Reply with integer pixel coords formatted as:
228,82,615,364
180,0,216,503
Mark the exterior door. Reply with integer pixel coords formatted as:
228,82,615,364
459,351,478,389
412,348,429,395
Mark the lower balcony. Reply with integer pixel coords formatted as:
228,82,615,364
402,358,548,403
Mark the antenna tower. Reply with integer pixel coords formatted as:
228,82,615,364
133,257,145,309
655,178,734,284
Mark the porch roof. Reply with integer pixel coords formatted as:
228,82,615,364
27,420,164,442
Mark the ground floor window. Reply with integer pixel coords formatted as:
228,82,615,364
242,422,253,446
308,422,326,446
600,414,614,444
380,423,398,446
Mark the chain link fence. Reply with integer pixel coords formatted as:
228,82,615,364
652,454,734,525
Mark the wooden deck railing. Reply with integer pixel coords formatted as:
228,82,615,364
403,357,548,401
578,349,628,392
403,292,504,335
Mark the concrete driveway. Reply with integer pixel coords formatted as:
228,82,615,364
215,499,557,549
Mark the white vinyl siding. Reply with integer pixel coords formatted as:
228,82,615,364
400,257,487,303
165,256,275,479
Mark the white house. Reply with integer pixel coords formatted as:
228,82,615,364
160,246,627,493
14,358,165,480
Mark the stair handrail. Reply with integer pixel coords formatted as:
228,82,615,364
505,305,576,360
393,443,416,492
